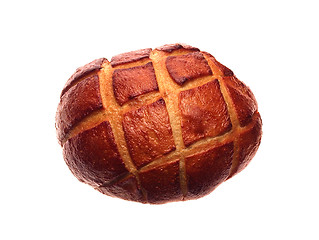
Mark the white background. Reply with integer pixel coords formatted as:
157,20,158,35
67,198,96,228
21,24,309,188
1,0,318,239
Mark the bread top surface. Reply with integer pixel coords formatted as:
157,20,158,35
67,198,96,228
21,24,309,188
112,62,159,106
56,43,261,203
60,58,106,98
111,48,152,67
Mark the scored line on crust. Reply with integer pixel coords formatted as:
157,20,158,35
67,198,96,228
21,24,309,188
98,111,260,189
98,61,148,201
150,49,189,198
203,53,242,179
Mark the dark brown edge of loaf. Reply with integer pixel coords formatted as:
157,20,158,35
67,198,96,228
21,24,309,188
60,58,107,98
155,43,200,53
202,51,234,76
110,48,152,67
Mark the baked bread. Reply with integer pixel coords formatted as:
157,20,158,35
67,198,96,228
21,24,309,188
55,43,262,204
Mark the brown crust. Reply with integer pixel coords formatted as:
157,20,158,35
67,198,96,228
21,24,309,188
226,84,257,127
61,58,107,98
56,74,103,144
206,53,234,76
166,52,212,85
228,113,262,178
112,62,159,106
63,121,127,186
122,98,176,168
185,142,234,199
139,160,182,204
98,174,145,202
111,48,152,67
179,79,232,146
156,43,199,53
224,75,257,106
56,43,262,204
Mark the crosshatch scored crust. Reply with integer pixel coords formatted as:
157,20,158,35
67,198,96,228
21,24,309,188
56,43,262,204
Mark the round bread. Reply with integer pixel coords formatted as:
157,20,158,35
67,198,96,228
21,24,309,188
55,43,262,204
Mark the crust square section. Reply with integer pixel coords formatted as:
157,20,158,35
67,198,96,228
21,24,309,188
56,74,103,144
179,79,232,146
166,52,212,85
139,160,182,204
98,175,144,202
63,121,127,185
112,62,159,106
122,98,176,168
61,58,106,98
228,113,262,178
226,84,257,127
185,142,234,199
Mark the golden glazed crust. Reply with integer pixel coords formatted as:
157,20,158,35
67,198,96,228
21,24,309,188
56,43,262,204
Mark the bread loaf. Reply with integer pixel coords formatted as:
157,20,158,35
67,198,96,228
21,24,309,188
55,43,262,204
